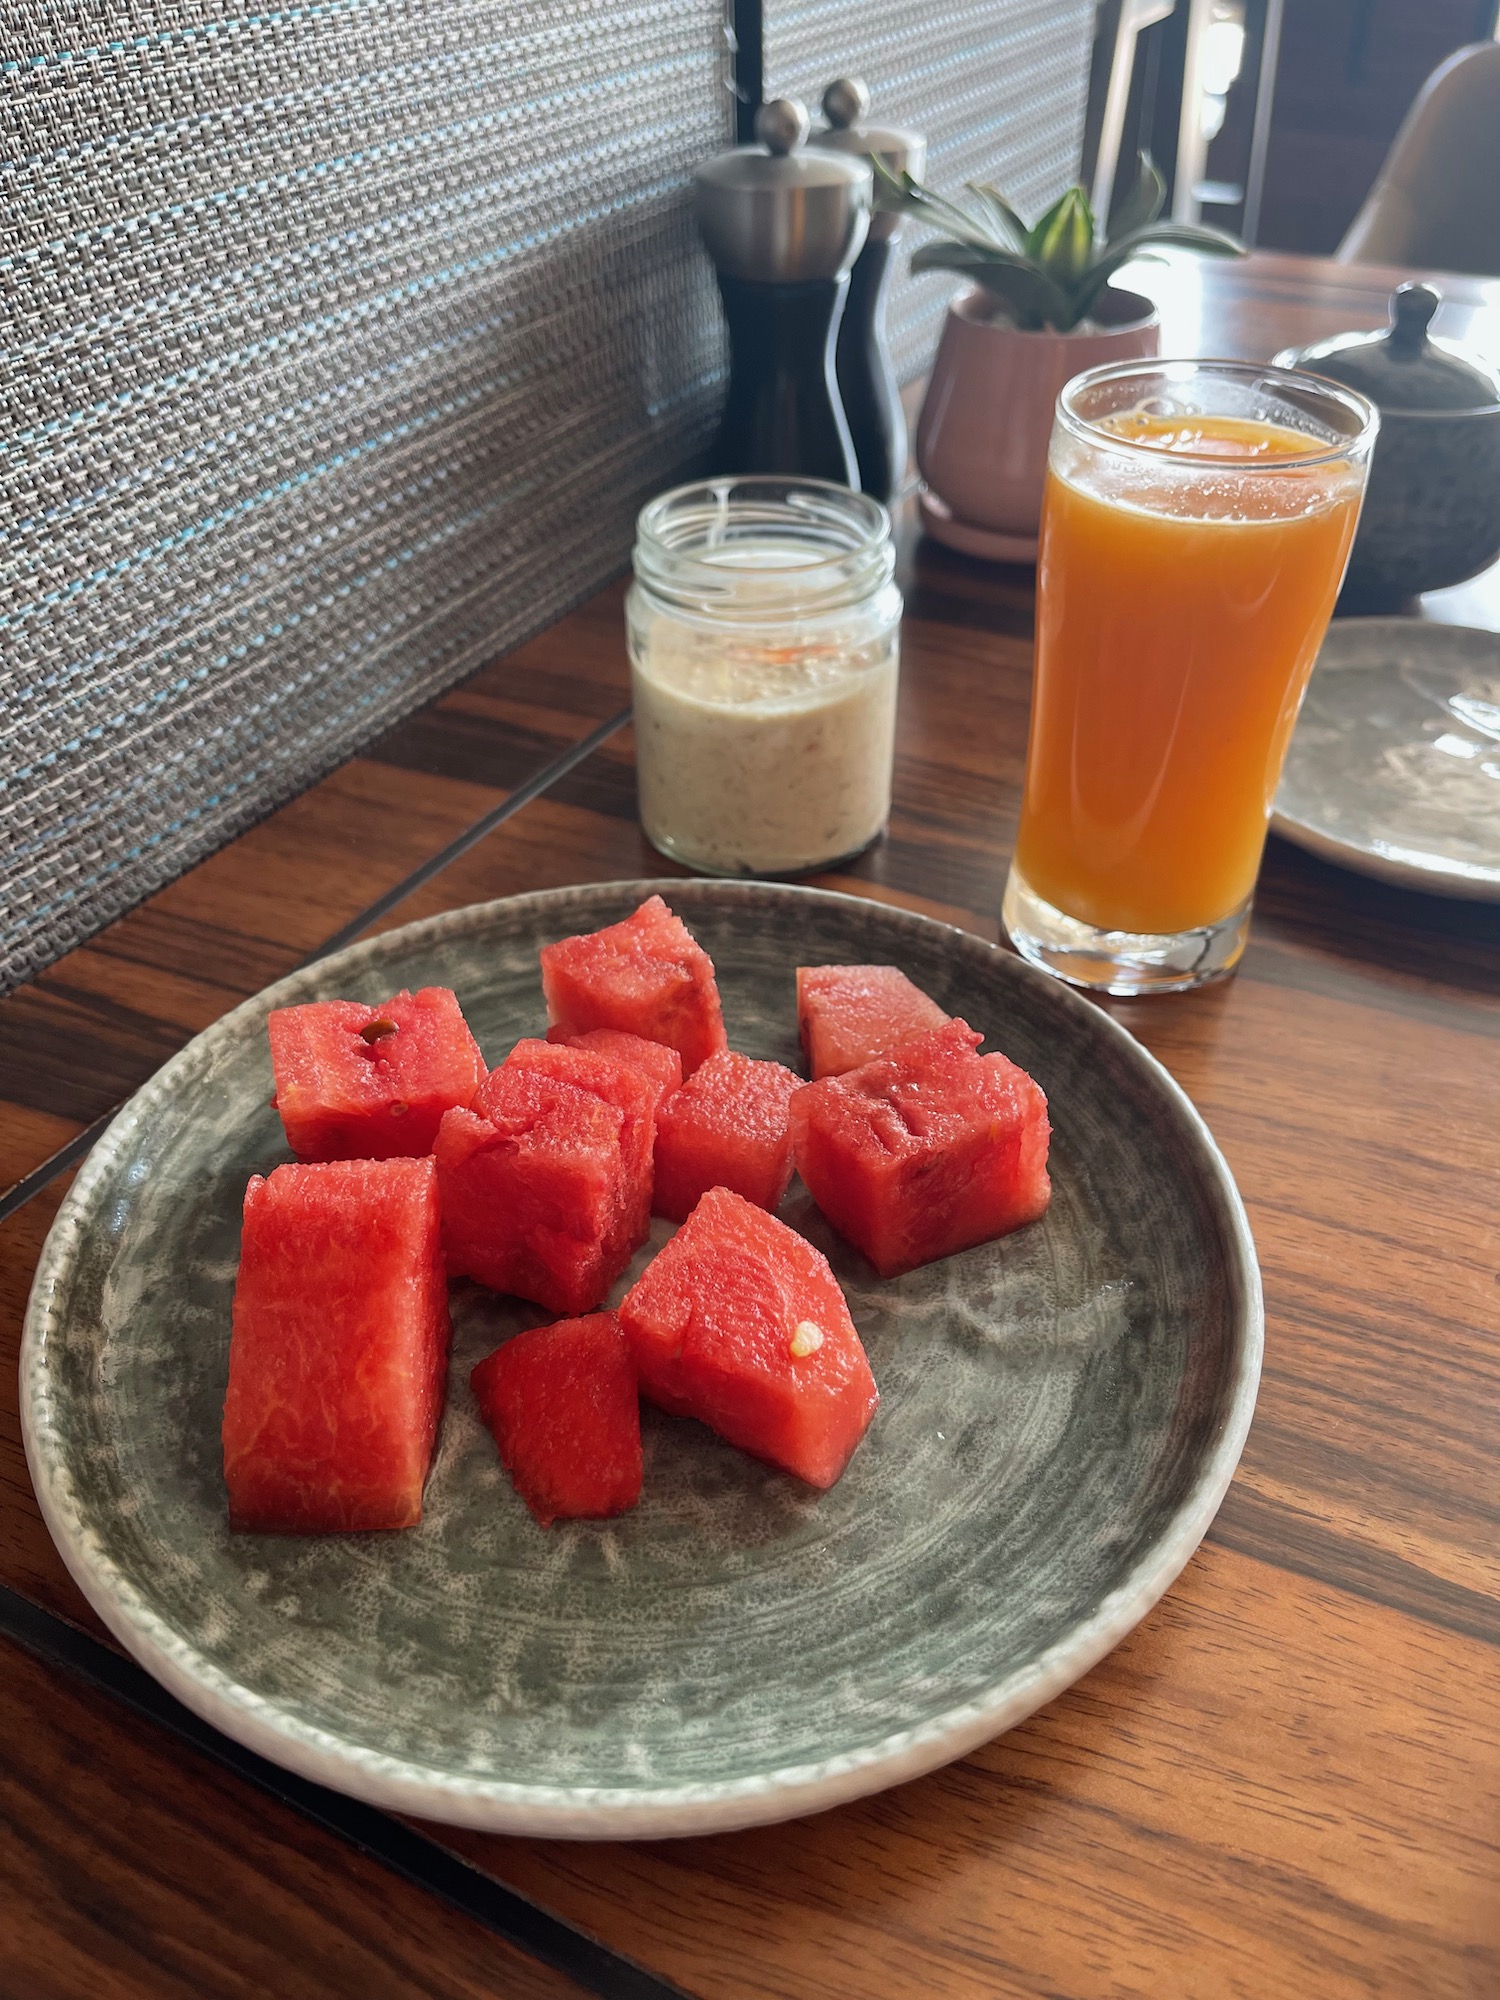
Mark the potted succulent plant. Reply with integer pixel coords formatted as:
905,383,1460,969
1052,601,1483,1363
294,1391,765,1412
875,155,1244,558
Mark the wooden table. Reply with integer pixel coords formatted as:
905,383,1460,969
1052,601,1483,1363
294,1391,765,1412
2,251,1497,2000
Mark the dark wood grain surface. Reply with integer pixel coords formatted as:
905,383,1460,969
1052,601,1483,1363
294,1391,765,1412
2,252,1497,1999
0,1631,596,2000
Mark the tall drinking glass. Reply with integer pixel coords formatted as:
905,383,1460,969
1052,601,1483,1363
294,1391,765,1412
1003,359,1377,994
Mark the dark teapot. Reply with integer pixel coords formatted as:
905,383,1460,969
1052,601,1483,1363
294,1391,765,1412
1277,283,1500,607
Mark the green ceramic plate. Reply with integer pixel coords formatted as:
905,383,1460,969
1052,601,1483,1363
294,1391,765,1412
21,881,1260,1837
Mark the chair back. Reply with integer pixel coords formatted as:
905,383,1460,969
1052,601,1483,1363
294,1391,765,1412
1338,41,1500,274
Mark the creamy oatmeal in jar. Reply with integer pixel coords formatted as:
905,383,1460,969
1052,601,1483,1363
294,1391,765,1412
627,480,901,876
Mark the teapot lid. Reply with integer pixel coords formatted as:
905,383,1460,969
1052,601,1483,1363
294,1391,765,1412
694,99,871,284
1287,284,1500,414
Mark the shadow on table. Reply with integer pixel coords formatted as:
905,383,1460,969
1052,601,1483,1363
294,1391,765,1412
1251,837,1500,1009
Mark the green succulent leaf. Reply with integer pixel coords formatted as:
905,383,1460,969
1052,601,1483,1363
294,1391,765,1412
1024,186,1097,287
869,156,1006,251
883,154,1244,331
1125,218,1246,256
963,181,1028,251
909,240,1075,330
1069,219,1245,323
868,155,933,218
1079,218,1243,302
1107,151,1167,239
1021,189,1068,261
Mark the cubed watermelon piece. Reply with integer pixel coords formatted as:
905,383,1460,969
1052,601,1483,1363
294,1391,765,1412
267,987,486,1161
540,895,728,1075
222,1158,450,1532
502,1037,661,1260
789,1018,1050,1277
653,1051,801,1222
619,1187,878,1489
546,1026,684,1106
796,965,950,1080
470,1312,642,1526
434,1067,630,1314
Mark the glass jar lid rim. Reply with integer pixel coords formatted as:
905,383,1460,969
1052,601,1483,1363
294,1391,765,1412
1057,356,1379,468
635,476,892,576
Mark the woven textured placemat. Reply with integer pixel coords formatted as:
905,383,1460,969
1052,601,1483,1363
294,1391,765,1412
763,0,1095,380
1,0,731,993
3,0,1093,994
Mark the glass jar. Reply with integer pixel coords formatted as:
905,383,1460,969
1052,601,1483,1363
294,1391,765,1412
626,476,902,877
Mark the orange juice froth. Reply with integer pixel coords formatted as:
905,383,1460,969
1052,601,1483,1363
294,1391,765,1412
1015,414,1364,935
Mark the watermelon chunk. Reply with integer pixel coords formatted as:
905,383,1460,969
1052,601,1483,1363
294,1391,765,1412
470,1312,642,1526
222,1158,450,1532
797,965,950,1080
434,1067,631,1314
546,1026,684,1106
652,1051,801,1222
619,1187,878,1489
267,987,486,1161
540,895,728,1075
502,1037,662,1261
789,1018,1050,1278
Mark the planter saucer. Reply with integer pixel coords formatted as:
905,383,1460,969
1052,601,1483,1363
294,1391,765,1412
919,489,1038,565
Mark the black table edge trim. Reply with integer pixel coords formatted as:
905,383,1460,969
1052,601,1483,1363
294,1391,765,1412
0,1582,696,2000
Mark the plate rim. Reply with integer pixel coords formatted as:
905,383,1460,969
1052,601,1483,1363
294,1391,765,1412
1271,616,1500,901
20,879,1263,1838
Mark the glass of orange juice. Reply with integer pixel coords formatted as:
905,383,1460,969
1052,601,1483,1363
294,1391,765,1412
1003,359,1377,994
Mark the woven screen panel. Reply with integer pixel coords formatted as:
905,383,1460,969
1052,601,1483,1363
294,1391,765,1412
763,0,1095,381
1,0,730,993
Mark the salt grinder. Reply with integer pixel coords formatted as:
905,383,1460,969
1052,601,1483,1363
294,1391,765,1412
810,79,926,503
694,98,872,485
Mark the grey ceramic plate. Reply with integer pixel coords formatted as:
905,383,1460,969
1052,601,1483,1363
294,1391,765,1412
22,881,1261,1838
1272,618,1500,899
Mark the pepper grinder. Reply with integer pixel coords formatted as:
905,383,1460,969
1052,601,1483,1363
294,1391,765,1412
810,79,926,503
694,98,871,486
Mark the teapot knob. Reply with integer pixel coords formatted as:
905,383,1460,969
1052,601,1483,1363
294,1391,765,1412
1389,281,1441,356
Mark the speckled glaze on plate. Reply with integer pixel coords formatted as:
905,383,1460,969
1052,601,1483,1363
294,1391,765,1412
21,882,1260,1838
1272,619,1500,899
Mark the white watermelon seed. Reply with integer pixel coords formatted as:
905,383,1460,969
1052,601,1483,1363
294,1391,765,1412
789,1321,825,1358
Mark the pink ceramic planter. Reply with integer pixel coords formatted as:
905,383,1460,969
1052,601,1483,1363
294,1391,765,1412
916,284,1160,560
